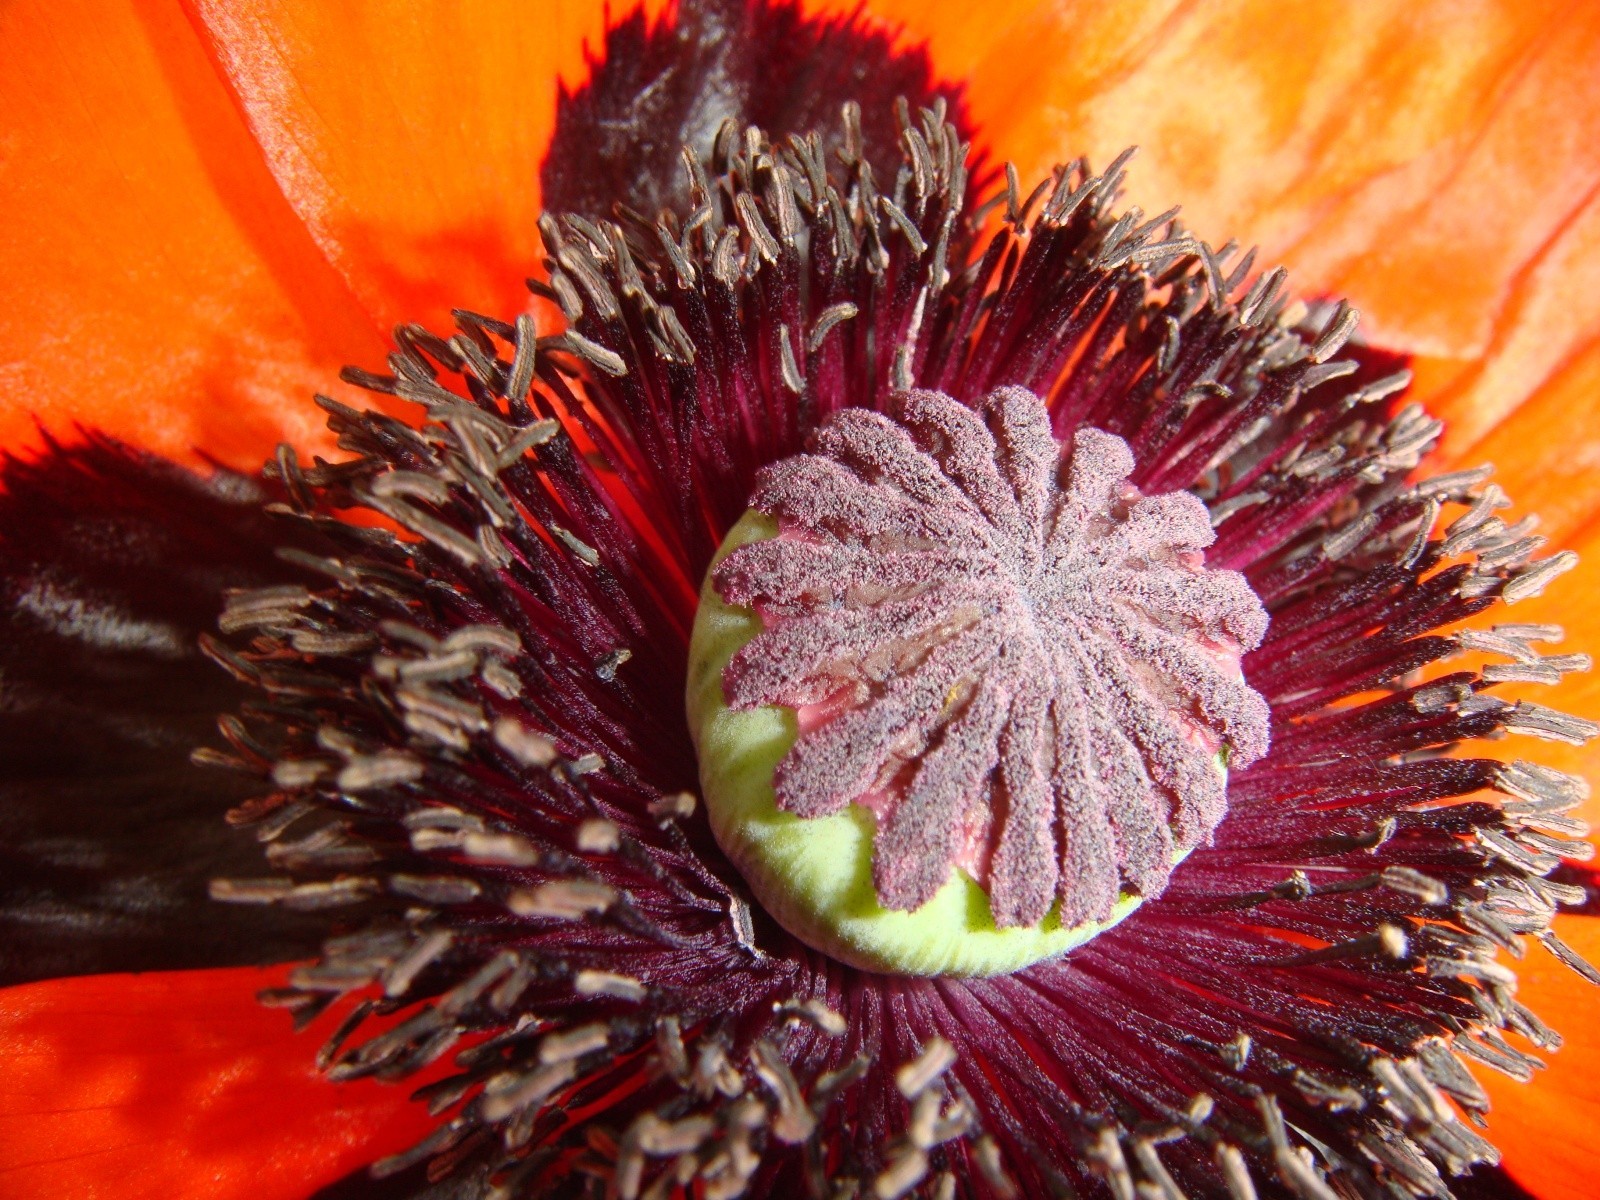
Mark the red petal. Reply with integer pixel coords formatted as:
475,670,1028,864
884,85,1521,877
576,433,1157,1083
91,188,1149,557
0,0,385,470
182,0,669,338
0,967,435,1200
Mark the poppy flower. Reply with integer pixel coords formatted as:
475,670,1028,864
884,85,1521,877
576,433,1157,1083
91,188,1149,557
3,1,1600,1199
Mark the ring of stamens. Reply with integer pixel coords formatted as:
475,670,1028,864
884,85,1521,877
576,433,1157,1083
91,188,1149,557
194,92,1600,1200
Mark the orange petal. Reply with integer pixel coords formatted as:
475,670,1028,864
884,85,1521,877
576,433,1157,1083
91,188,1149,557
0,0,386,470
1446,288,1600,544
826,0,1600,458
802,0,1192,143
0,965,436,1200
984,1,1599,361
1414,178,1600,464
183,0,669,340
1479,913,1600,1200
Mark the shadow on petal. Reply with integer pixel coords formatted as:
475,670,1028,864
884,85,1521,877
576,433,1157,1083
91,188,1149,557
0,435,332,984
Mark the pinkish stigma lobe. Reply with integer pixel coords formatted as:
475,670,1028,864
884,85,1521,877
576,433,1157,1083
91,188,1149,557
713,387,1272,928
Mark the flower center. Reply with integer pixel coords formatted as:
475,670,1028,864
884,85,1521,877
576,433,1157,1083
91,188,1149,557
687,385,1270,974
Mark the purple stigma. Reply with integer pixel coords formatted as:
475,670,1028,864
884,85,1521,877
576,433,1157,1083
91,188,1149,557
713,387,1272,928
